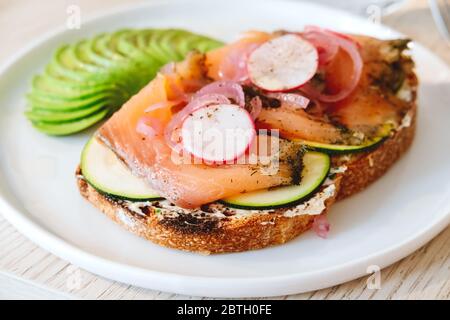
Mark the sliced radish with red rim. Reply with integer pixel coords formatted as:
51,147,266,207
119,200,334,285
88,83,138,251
181,104,256,163
247,34,318,92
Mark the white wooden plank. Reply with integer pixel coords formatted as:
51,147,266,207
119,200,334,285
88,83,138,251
0,271,72,300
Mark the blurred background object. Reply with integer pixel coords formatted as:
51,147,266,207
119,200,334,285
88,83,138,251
304,0,450,59
428,0,450,40
311,0,408,16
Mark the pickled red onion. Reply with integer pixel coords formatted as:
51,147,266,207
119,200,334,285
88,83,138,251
145,101,171,113
248,96,262,120
300,27,363,103
304,25,361,47
312,214,330,238
160,62,190,101
218,42,262,83
266,93,310,110
160,61,176,74
136,116,164,138
301,30,339,66
193,81,245,107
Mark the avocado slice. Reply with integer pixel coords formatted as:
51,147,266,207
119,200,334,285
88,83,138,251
26,100,107,122
175,33,222,57
158,29,188,62
73,39,109,73
31,108,110,136
96,30,149,94
50,45,114,84
116,30,146,58
88,33,119,67
26,28,224,135
27,92,113,111
31,75,113,100
144,30,172,64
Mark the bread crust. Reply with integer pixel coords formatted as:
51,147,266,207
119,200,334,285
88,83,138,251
77,171,340,254
75,92,417,254
75,36,419,254
335,57,418,200
335,103,416,200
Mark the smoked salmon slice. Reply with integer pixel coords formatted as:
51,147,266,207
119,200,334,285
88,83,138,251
99,53,300,208
253,35,414,143
98,31,414,208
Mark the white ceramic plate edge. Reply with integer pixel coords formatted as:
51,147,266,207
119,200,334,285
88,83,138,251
0,0,449,297
1,191,449,297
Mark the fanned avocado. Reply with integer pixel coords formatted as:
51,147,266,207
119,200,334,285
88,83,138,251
31,75,117,101
31,108,110,136
27,91,113,111
26,101,108,122
26,29,224,135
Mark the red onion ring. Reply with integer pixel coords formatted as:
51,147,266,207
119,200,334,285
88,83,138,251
304,25,361,47
312,214,330,239
164,93,231,153
160,62,176,74
159,63,191,102
193,81,245,107
136,116,164,138
248,96,262,120
144,101,171,113
218,42,262,83
166,74,189,101
301,30,339,66
300,27,363,103
266,93,310,110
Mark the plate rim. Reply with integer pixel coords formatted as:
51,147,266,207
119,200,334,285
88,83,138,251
0,0,449,297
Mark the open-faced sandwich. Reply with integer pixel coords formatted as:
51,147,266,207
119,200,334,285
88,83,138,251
76,27,418,254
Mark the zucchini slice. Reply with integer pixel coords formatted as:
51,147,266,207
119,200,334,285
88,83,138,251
221,151,330,209
296,136,386,155
295,124,394,155
81,137,162,201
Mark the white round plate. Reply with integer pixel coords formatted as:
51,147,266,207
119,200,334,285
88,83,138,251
0,0,449,298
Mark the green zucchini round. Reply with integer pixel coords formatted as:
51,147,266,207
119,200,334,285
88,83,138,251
220,151,330,209
81,137,162,201
296,136,387,155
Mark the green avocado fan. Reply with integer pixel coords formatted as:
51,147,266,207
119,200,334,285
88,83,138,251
25,29,223,136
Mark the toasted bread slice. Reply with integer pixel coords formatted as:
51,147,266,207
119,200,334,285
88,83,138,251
77,169,340,254
335,68,418,200
75,104,415,254
336,105,416,200
76,33,418,254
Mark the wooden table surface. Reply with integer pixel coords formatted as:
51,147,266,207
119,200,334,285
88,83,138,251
0,0,449,300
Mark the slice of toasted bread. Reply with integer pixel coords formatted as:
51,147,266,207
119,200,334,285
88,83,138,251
75,104,415,254
335,105,416,200
335,73,418,200
75,71,417,254
77,169,340,254
76,34,418,254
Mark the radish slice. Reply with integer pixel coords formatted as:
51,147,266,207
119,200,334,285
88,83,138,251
248,34,318,92
181,104,256,163
164,94,230,153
